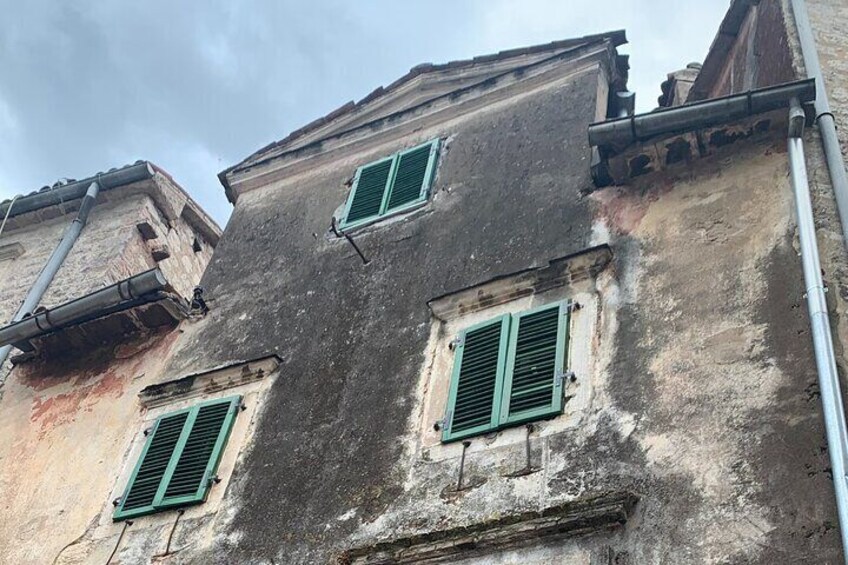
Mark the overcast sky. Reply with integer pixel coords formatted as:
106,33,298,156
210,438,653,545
0,1,727,226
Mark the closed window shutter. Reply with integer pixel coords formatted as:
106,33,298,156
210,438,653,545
386,140,438,211
113,396,240,521
158,397,240,507
442,315,510,442
343,158,394,226
500,302,569,426
114,411,189,520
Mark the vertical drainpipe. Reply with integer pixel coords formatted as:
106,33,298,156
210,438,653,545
791,2,848,557
0,180,101,371
788,98,848,563
790,0,848,247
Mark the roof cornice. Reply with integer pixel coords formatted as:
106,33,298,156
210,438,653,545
223,38,624,202
0,161,222,245
234,31,626,169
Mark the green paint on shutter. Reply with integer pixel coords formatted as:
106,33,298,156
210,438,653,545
340,139,439,229
386,140,438,212
499,302,569,426
442,315,510,442
113,410,189,520
439,301,572,444
113,396,240,521
159,397,240,507
342,157,394,227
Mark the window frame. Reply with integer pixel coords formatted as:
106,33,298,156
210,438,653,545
113,395,241,521
441,301,571,443
339,138,440,231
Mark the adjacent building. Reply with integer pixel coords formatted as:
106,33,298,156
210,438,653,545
2,1,848,563
0,162,221,563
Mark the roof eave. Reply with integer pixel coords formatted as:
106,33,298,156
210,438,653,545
220,32,627,202
0,269,187,352
218,30,628,199
0,161,155,220
687,0,757,102
589,78,815,150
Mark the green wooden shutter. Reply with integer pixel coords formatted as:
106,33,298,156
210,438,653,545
113,396,240,521
385,139,439,212
340,139,439,229
157,396,240,508
499,302,570,426
442,315,510,442
341,156,395,227
114,410,190,520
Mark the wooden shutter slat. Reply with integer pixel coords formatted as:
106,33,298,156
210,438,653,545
386,143,433,211
157,397,240,507
344,159,393,225
499,302,569,426
340,139,438,229
114,397,240,521
441,315,510,442
114,411,189,520
438,301,571,444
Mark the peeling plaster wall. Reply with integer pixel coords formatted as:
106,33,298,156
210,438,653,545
0,329,181,564
787,0,848,364
803,0,848,346
782,4,848,563
805,0,848,154
599,137,840,562
0,330,277,565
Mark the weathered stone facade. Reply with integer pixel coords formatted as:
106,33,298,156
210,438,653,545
2,1,848,564
0,171,217,333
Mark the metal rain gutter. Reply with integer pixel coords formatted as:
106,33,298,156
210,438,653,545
788,98,848,563
588,78,815,149
791,0,848,250
0,269,169,350
0,181,102,368
0,161,153,220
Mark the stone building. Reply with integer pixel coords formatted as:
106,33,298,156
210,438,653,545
0,162,221,562
0,162,219,330
3,0,848,563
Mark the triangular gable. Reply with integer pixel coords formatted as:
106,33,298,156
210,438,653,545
231,31,626,174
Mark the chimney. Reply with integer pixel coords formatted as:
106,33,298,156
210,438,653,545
657,62,702,108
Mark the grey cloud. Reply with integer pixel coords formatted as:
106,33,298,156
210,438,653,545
0,0,726,225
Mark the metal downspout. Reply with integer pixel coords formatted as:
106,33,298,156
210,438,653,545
0,181,101,371
791,0,848,247
788,99,848,562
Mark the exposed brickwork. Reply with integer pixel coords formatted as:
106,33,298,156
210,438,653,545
0,186,212,320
